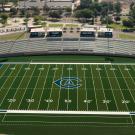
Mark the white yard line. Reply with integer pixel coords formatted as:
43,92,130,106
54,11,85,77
67,65,71,111
37,65,50,110
7,65,29,109
125,65,135,101
131,65,135,72
90,65,98,111
118,65,135,105
17,65,37,109
104,65,119,110
111,65,134,124
2,62,135,65
0,65,23,106
97,65,108,110
0,65,10,78
1,65,23,122
83,65,88,111
27,65,43,110
76,65,79,111
30,63,112,65
0,65,21,106
47,64,57,110
57,65,64,110
0,65,13,92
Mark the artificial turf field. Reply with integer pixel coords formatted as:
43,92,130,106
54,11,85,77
1,62,135,128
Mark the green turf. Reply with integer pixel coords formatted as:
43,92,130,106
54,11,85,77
48,24,64,27
1,64,135,111
1,55,135,63
1,122,135,135
0,32,27,41
119,34,135,40
1,63,135,134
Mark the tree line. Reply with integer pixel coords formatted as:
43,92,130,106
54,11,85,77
74,0,122,24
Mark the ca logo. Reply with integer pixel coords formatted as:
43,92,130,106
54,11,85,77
54,77,81,89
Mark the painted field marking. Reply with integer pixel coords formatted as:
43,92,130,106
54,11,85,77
111,65,134,124
27,65,43,109
90,65,98,111
104,65,119,110
0,110,135,116
97,65,108,110
37,65,50,110
47,64,57,110
57,65,64,110
17,65,37,109
82,65,88,111
118,65,135,104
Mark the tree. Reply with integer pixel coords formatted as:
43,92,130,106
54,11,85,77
98,2,113,17
31,7,40,16
114,1,122,14
20,9,25,16
10,7,18,16
74,10,82,18
101,16,113,25
121,2,135,28
130,2,135,10
100,2,113,13
92,2,101,15
100,7,108,17
74,9,93,19
48,10,62,18
80,0,93,9
129,6,135,22
74,9,94,23
0,13,8,25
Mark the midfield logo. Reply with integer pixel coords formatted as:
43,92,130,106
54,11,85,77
54,77,81,89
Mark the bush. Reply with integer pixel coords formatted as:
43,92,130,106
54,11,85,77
31,7,40,16
49,10,62,18
34,15,44,25
10,8,18,16
122,19,134,28
65,7,72,12
114,16,121,22
0,13,8,25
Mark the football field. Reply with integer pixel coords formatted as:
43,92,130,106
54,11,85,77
1,62,135,126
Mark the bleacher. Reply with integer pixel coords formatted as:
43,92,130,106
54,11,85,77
0,38,135,57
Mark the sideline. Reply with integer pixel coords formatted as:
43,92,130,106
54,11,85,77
0,110,135,115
